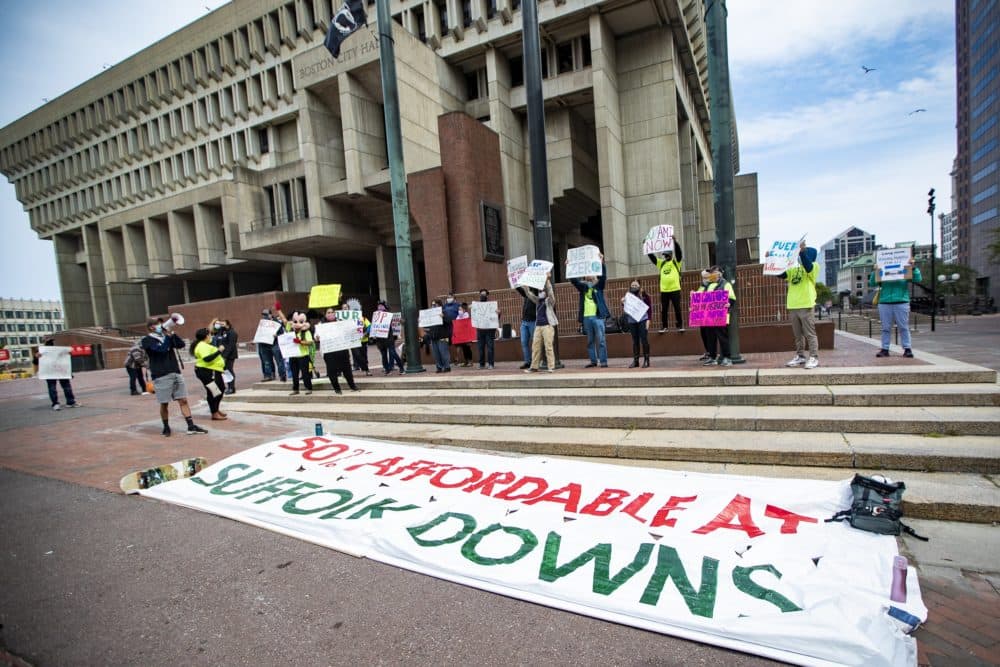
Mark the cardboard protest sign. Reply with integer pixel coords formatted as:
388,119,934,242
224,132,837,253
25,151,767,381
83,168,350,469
252,319,282,344
515,259,553,290
143,434,926,667
370,311,394,339
565,245,602,279
277,332,302,359
623,292,650,322
762,240,801,276
470,301,499,329
308,284,342,308
418,307,443,328
315,320,362,354
689,290,730,327
875,248,913,282
451,318,476,345
37,346,72,380
507,255,528,288
333,309,364,335
642,225,674,254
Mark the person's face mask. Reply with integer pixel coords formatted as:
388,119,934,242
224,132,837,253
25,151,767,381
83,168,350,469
214,323,222,330
154,325,163,334
629,284,640,293
479,293,488,302
447,297,455,304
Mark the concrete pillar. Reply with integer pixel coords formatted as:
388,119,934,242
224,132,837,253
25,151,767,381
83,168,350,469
678,118,705,268
297,89,346,212
194,202,227,266
168,209,199,271
53,232,93,328
339,72,387,196
83,224,111,325
281,257,318,292
145,215,174,276
123,222,151,280
375,243,401,307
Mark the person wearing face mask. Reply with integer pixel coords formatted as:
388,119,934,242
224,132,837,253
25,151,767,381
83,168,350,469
695,265,736,367
622,280,652,368
474,289,498,370
210,318,239,394
569,253,610,368
141,317,207,436
318,307,360,394
523,274,558,373
453,302,475,367
373,300,405,374
424,298,452,373
773,240,820,369
514,285,539,369
647,239,684,333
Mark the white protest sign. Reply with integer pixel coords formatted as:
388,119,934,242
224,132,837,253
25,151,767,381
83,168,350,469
762,239,801,276
252,319,282,345
315,320,362,354
875,248,913,282
623,292,650,322
277,332,302,359
642,225,674,254
515,259,554,290
418,307,443,328
37,346,72,380
470,301,499,329
565,245,602,279
370,311,395,339
144,435,926,667
507,255,528,288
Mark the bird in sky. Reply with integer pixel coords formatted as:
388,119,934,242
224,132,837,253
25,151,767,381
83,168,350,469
908,108,927,115
862,65,877,73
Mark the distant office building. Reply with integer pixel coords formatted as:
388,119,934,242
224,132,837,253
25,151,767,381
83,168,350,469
940,211,959,264
955,0,999,300
820,226,877,287
836,253,876,301
0,298,64,364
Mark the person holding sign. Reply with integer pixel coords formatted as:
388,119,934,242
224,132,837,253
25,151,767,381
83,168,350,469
869,257,920,358
514,286,538,369
621,280,652,368
423,299,452,373
569,254,610,368
693,266,736,367
190,328,228,420
372,301,406,374
523,276,558,373
454,303,475,367
283,311,315,395
141,317,207,436
256,307,287,383
647,239,684,333
319,308,359,393
33,340,78,410
474,289,499,370
774,241,820,369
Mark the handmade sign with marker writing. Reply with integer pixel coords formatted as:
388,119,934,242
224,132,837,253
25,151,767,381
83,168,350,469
689,290,730,328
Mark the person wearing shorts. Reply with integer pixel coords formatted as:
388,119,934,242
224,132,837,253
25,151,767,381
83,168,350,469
141,317,208,437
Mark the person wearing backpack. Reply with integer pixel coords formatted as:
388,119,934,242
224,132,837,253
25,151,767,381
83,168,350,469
695,265,736,367
125,343,149,395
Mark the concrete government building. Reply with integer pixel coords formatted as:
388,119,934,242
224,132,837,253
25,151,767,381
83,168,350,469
0,0,758,330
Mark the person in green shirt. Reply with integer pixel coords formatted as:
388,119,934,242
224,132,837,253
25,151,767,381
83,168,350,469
869,257,920,358
775,241,820,369
190,327,227,420
647,240,684,333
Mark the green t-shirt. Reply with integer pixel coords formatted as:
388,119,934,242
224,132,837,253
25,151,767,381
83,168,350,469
583,288,598,317
785,264,818,310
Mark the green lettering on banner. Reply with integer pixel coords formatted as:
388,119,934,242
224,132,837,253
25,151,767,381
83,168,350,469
346,498,420,520
539,532,654,596
639,545,719,618
190,463,255,488
408,512,477,546
461,523,539,566
283,488,354,515
732,565,802,613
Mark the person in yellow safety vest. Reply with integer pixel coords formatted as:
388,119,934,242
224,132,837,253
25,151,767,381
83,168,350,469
694,265,736,367
774,241,820,369
647,239,684,333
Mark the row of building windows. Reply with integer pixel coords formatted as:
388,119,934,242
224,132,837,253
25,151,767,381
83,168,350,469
2,310,62,319
972,183,998,205
463,34,592,99
0,323,59,333
972,66,997,98
972,113,998,141
972,207,998,225
973,160,998,183
970,15,996,52
972,137,997,163
973,92,997,119
970,39,999,77
0,337,50,348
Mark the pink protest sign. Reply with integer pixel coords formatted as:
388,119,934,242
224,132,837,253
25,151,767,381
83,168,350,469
689,290,729,327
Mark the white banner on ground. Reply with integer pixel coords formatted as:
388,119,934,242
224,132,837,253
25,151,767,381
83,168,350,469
418,307,443,328
763,240,801,276
507,255,528,288
515,260,554,290
565,245,602,279
143,435,925,667
875,248,912,282
37,346,72,379
253,319,282,345
371,311,395,339
623,292,650,321
470,301,499,329
277,332,302,359
315,320,362,354
643,225,674,255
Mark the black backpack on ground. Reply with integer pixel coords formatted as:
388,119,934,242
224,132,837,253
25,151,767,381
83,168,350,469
826,474,927,540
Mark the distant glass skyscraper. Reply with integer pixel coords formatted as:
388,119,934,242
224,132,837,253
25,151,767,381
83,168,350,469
955,0,999,301
820,227,877,287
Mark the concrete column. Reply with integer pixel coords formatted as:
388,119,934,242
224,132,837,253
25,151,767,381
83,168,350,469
297,90,346,204
123,222,151,280
53,232,94,328
168,209,199,271
228,271,237,297
101,226,146,326
375,243,401,307
339,72,387,196
281,257,318,292
83,224,111,325
194,202,227,266
678,118,705,268
145,215,174,276
589,15,629,278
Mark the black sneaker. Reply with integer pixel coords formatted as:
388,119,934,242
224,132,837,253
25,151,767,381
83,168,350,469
875,349,890,358
162,425,172,437
584,362,598,368
903,348,914,358
519,363,530,369
187,424,208,435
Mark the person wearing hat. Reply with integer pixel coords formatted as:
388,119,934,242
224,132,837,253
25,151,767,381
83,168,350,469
694,265,736,367
257,306,287,382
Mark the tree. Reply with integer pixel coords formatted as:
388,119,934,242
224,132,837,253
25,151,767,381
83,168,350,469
913,261,977,297
815,282,834,307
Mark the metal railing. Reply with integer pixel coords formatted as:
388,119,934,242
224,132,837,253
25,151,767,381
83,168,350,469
248,208,310,232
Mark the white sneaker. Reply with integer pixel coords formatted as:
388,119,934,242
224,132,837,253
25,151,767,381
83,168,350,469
52,404,61,411
785,356,806,367
804,357,819,369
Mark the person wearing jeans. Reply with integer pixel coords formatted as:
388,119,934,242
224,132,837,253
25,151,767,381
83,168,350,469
870,258,920,358
33,341,79,410
515,286,538,369
474,289,497,370
256,308,287,382
569,254,610,368
425,299,451,373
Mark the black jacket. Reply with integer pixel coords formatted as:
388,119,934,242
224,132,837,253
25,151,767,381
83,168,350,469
516,287,538,322
141,332,185,379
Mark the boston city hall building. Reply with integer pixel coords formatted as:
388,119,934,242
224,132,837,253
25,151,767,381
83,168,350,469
0,0,758,331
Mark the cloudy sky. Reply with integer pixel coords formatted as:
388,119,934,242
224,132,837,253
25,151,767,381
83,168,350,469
0,0,957,300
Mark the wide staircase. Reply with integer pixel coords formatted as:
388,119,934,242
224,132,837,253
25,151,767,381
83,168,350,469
223,364,1000,524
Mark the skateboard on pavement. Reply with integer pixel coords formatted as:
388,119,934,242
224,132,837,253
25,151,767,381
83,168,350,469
119,457,209,494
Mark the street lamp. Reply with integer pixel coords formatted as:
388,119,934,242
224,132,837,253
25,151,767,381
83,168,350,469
937,272,961,322
927,188,936,331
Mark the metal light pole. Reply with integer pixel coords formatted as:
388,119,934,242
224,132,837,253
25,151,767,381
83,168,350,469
377,0,424,372
928,188,936,332
705,0,743,362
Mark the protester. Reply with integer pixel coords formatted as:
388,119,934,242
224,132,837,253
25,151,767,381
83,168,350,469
32,340,79,410
514,285,538,369
190,327,227,420
647,239,684,333
695,266,736,367
257,306,287,382
373,301,405,374
870,257,920,358
140,317,207,436
284,310,315,395
524,275,558,373
124,342,149,395
474,289,498,370
775,241,820,369
424,298,452,373
211,318,238,394
622,279,652,368
454,303,474,367
319,307,360,394
569,253,609,368
341,302,371,375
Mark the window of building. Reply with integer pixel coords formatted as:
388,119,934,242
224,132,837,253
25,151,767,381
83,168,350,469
581,35,591,67
540,48,548,78
17,324,26,332
972,183,998,205
972,207,998,225
486,0,496,19
509,55,524,87
15,311,23,318
435,0,447,33
259,128,270,154
281,181,293,223
557,42,574,74
462,0,472,28
266,186,278,226
973,161,998,183
19,337,27,345
3,311,12,318
465,70,480,100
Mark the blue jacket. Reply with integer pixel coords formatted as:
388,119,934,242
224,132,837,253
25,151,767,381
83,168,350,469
570,263,610,322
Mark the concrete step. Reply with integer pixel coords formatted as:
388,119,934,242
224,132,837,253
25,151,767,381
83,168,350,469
224,399,1000,437
233,384,1000,408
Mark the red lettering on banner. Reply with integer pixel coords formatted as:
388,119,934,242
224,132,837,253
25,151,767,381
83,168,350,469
579,488,631,516
622,492,656,523
386,459,439,477
278,436,333,452
463,470,516,495
344,456,403,475
764,505,819,534
430,466,483,488
302,443,351,462
650,495,698,528
494,476,548,502
523,482,583,512
692,494,764,537
398,462,452,482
